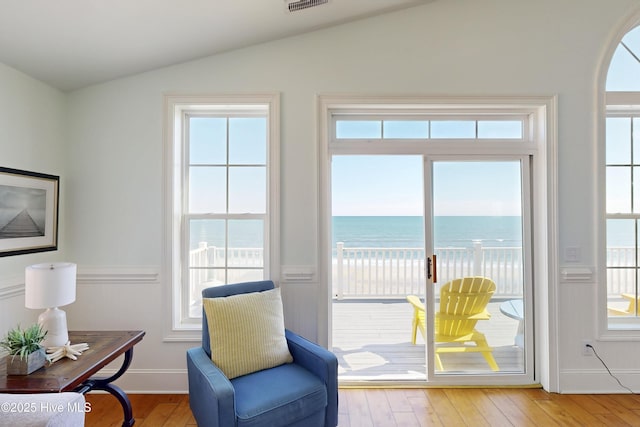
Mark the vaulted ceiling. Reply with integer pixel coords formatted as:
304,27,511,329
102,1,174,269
0,0,432,91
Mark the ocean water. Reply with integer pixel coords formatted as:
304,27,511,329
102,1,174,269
189,216,524,251
332,216,523,249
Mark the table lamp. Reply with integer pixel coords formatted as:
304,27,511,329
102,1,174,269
25,262,77,348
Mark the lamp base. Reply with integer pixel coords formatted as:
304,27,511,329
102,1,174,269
38,307,69,348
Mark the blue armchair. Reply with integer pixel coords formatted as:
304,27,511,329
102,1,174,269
187,280,338,427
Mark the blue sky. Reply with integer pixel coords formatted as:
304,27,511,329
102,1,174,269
331,156,522,216
607,25,640,91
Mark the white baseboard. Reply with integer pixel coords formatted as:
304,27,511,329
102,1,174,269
561,368,640,393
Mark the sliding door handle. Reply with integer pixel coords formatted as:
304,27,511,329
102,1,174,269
427,254,437,283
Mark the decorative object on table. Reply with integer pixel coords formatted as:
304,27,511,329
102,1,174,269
25,262,77,348
46,341,90,363
0,323,47,375
0,167,59,257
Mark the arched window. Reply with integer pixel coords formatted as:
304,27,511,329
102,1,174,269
607,26,640,91
605,25,640,328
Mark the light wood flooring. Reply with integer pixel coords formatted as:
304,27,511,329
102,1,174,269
85,389,640,426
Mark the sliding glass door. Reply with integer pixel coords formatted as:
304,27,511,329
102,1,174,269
426,159,528,381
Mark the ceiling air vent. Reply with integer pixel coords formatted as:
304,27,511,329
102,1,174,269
286,0,329,13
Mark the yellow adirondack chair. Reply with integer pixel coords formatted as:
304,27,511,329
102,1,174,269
608,293,640,316
407,276,499,372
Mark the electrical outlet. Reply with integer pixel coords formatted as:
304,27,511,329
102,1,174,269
582,340,593,356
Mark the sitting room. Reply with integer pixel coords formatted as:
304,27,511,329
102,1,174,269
2,0,640,425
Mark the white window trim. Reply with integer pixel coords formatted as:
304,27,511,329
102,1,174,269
600,91,640,336
162,93,280,341
317,94,558,390
595,12,640,340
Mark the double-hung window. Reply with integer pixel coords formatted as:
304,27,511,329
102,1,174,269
605,25,640,328
606,100,640,325
164,94,280,331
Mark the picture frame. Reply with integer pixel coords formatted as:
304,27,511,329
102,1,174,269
0,167,59,257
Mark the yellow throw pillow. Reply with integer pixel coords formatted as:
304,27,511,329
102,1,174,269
203,287,293,379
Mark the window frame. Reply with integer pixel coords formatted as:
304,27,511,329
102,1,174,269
605,92,640,331
596,16,640,340
332,113,529,143
317,95,557,388
163,94,280,339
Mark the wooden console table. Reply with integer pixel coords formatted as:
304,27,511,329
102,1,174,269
0,330,145,427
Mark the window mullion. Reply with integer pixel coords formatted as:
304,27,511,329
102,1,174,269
225,117,231,285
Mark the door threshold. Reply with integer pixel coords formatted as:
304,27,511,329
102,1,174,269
339,378,542,389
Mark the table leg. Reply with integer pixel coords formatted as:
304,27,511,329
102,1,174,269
75,348,135,427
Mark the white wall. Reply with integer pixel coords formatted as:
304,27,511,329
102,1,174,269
0,63,67,335
3,0,640,393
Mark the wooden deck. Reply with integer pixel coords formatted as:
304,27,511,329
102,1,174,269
332,299,524,380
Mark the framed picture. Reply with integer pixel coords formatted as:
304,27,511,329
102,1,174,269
0,167,59,257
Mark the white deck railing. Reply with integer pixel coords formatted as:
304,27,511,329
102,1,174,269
188,243,264,306
189,243,637,301
333,242,523,299
606,247,637,296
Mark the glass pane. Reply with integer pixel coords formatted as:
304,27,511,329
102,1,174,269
606,268,637,316
606,219,635,267
607,26,640,91
228,219,264,250
189,167,226,213
228,167,266,213
635,167,640,213
229,117,267,165
188,268,227,318
188,218,226,315
607,219,637,317
634,118,640,164
431,121,475,138
606,117,631,164
190,219,226,253
189,219,226,272
189,117,227,165
637,220,640,268
227,269,264,284
335,121,382,139
331,155,425,380
606,167,631,213
477,121,523,139
433,161,524,375
228,219,264,268
383,121,429,138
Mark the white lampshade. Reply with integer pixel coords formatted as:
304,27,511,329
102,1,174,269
25,262,76,348
25,262,76,309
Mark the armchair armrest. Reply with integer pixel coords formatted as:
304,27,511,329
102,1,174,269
285,329,338,427
186,347,235,427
